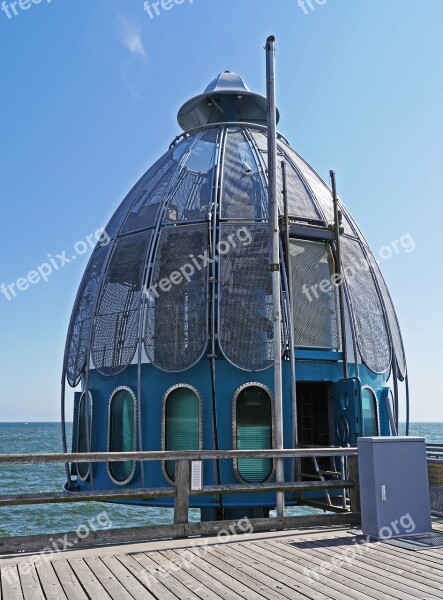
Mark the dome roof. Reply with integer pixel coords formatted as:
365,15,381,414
64,77,406,388
177,71,280,131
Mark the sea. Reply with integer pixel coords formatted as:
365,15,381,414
0,422,442,538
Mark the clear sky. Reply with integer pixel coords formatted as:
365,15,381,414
0,0,442,422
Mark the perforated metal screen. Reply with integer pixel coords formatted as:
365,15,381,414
144,224,209,372
221,128,267,219
92,231,152,376
341,237,391,374
66,245,110,387
165,129,218,223
121,137,195,235
280,141,334,224
289,239,340,349
218,223,275,371
250,130,320,221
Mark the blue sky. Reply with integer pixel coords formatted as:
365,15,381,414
0,0,442,421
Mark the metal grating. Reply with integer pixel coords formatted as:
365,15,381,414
367,253,407,379
92,231,152,376
429,461,443,517
165,129,218,223
289,239,340,349
121,137,195,235
341,237,391,374
65,244,110,387
280,141,334,224
250,130,320,221
144,224,209,372
218,223,275,371
221,128,267,219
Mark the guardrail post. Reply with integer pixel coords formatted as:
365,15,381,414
174,460,190,526
347,454,360,513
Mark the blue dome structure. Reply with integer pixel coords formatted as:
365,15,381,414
62,72,407,518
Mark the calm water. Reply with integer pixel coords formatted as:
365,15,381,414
0,422,441,537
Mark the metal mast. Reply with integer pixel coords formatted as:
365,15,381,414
266,35,285,518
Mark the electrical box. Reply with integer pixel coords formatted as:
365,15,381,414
358,437,432,540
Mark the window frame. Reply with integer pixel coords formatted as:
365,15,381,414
232,382,275,484
107,386,137,486
162,384,202,484
76,391,93,482
361,385,380,437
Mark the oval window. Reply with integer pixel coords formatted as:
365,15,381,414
164,386,201,481
235,385,273,483
77,392,93,481
108,388,136,484
362,388,379,437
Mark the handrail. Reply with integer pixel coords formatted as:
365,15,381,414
0,447,358,465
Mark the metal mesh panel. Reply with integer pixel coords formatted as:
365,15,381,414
165,129,218,223
92,231,152,376
279,141,334,223
340,203,406,378
66,245,110,387
218,223,275,371
121,137,195,234
221,128,267,219
144,224,209,372
429,461,443,517
341,237,391,373
289,240,340,349
250,130,320,221
368,253,407,379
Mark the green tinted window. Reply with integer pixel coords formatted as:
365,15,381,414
236,386,273,483
165,387,200,481
77,392,93,480
109,389,136,483
362,388,378,436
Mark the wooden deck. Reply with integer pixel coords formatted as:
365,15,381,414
2,520,443,599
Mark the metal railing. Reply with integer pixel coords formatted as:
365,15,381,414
427,445,443,517
0,448,360,554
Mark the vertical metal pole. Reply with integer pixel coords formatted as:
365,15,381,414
266,35,285,518
405,372,410,436
281,162,299,487
330,171,348,380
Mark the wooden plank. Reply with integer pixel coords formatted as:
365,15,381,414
1,566,24,600
199,543,309,600
34,562,68,600
66,559,112,600
314,533,443,589
133,551,215,600
0,514,360,556
51,560,88,600
101,556,158,599
145,551,240,600
174,460,190,525
0,448,358,465
114,553,178,599
17,564,44,600
174,547,289,600
0,486,175,507
231,541,342,600
0,480,354,508
252,539,375,600
268,538,417,600
165,548,273,600
295,536,443,599
85,557,136,599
